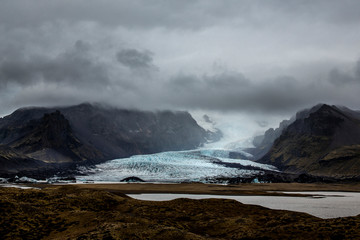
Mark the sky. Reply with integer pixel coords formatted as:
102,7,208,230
0,0,360,138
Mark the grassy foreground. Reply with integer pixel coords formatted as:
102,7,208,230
1,184,360,239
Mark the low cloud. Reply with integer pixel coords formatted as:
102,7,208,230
0,40,109,88
1,38,360,115
159,63,360,113
1,0,360,117
116,49,155,69
328,60,360,86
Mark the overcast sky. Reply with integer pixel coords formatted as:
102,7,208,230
1,0,360,122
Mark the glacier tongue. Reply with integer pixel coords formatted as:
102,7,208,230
77,149,277,183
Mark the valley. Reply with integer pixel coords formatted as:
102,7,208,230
1,103,360,183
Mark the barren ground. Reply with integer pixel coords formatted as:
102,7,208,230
1,183,360,239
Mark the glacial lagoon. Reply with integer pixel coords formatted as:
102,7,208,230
128,191,360,219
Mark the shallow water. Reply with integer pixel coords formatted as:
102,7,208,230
128,191,360,219
0,184,39,189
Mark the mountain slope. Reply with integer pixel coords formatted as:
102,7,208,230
0,103,215,174
0,145,46,174
58,104,211,158
249,104,327,159
259,104,360,178
2,110,104,164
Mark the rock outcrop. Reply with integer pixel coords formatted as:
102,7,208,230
258,104,360,178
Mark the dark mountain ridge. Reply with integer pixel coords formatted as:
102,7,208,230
258,104,360,178
0,145,46,174
4,110,104,164
0,103,218,175
249,103,327,159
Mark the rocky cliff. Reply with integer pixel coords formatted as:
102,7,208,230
259,104,360,178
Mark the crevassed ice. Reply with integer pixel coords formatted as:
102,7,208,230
216,157,278,171
197,148,254,160
198,149,231,158
77,149,277,182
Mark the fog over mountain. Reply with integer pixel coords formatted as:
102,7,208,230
1,0,360,137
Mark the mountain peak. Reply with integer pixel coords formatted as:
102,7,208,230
259,104,360,178
315,103,349,113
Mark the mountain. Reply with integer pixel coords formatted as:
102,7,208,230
0,145,46,174
258,104,360,178
0,103,218,175
249,118,292,159
1,110,104,164
249,104,327,159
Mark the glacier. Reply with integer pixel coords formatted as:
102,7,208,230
76,149,277,183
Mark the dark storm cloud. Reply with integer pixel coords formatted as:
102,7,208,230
160,64,360,113
0,40,109,87
164,72,307,112
328,69,355,86
204,72,250,88
169,71,249,93
356,60,360,78
0,0,228,30
2,0,360,30
328,60,360,86
116,49,154,69
1,0,360,116
1,36,360,114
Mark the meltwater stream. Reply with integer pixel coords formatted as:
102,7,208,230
76,149,277,183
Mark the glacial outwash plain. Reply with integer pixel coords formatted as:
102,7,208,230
1,183,360,239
